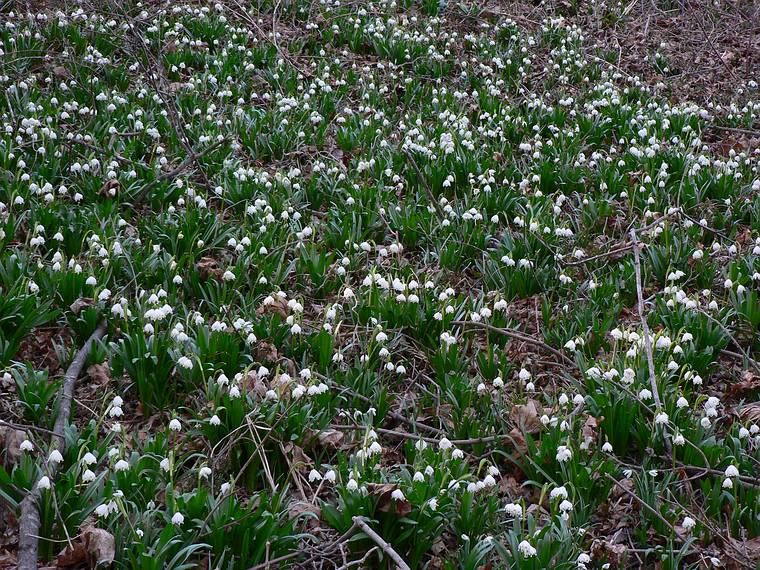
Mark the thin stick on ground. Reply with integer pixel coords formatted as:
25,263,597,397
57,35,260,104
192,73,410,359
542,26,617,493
629,230,663,411
17,321,108,570
452,320,576,368
352,516,412,570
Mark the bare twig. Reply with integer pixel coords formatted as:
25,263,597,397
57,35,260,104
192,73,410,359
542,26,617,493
630,229,663,412
17,321,108,570
352,516,411,570
452,320,576,368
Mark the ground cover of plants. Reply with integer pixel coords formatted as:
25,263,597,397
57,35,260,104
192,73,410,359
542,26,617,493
0,0,759,567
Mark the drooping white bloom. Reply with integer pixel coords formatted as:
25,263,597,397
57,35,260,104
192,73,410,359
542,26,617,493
517,540,537,558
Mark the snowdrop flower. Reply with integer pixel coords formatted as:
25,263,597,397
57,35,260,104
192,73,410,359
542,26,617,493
209,415,221,426
505,503,523,517
171,512,185,525
391,489,405,501
169,418,182,431
517,540,537,558
20,440,34,452
49,449,63,464
95,503,110,517
346,478,358,491
114,459,129,471
37,476,51,490
309,469,322,482
199,466,212,478
682,516,696,531
438,437,452,451
556,445,572,463
550,486,568,500
725,465,739,478
82,469,96,482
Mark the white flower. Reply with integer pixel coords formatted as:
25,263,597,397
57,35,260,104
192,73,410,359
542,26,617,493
505,503,523,517
682,516,696,531
220,482,231,494
209,415,221,426
82,469,96,482
169,419,182,431
602,442,613,453
556,445,572,463
160,458,171,471
518,540,537,558
438,437,452,451
309,469,322,482
171,512,185,525
20,440,34,452
550,486,568,500
114,459,129,471
324,470,336,483
199,466,212,478
346,478,358,491
37,476,51,490
292,385,306,399
725,465,739,478
391,489,405,501
177,356,193,369
49,449,64,464
95,503,110,517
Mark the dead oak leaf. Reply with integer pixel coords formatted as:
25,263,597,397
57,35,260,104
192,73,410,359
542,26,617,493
366,482,412,518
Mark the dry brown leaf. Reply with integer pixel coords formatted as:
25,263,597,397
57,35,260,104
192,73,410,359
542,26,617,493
282,442,313,471
70,298,94,315
196,257,222,281
366,482,412,518
87,363,111,386
240,370,268,400
582,415,602,443
316,429,344,450
508,427,528,454
509,400,542,434
98,179,119,198
726,370,760,397
288,500,320,521
0,426,27,466
737,403,760,424
256,295,288,318
57,526,114,568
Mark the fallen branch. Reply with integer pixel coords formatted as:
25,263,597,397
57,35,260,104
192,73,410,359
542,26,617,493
352,516,411,570
17,321,108,570
452,320,576,368
131,138,227,205
630,229,663,412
